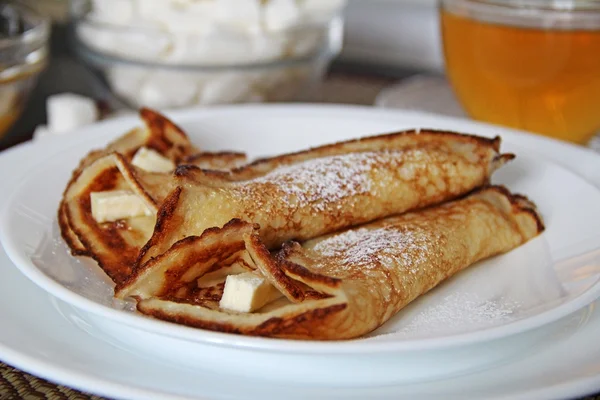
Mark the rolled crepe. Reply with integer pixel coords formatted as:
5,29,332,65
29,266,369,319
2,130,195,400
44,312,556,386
60,109,246,283
118,186,544,340
136,130,513,268
59,108,199,255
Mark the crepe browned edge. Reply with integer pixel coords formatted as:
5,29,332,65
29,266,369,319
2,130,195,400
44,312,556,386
59,152,248,284
173,129,507,182
122,185,544,339
58,107,252,260
116,217,340,303
133,129,513,269
185,151,247,170
57,107,198,256
242,129,502,172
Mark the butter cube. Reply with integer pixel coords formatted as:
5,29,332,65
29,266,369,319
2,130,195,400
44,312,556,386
47,93,99,135
32,124,51,141
90,190,152,223
131,147,176,173
220,271,283,313
138,71,198,109
264,0,300,32
215,0,262,33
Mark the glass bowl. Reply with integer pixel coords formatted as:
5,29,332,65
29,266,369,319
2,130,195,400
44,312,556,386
0,2,50,139
69,0,346,110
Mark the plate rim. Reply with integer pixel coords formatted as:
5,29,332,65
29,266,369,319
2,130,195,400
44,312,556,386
2,104,600,355
2,105,600,400
0,267,599,400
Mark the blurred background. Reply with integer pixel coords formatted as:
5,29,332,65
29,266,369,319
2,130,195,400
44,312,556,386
0,0,442,149
2,1,600,397
3,0,600,150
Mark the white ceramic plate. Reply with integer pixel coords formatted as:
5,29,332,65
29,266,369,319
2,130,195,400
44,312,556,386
1,106,600,399
2,105,600,387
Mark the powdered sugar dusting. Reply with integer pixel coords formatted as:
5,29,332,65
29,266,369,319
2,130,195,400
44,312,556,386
311,223,433,274
398,292,521,333
365,292,522,341
30,220,136,312
234,151,405,212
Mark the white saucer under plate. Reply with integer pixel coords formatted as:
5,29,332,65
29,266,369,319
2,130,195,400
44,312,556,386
1,105,600,397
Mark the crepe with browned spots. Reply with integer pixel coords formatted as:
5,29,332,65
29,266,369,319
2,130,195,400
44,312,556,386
59,107,200,255
135,130,513,270
59,109,246,283
117,186,544,340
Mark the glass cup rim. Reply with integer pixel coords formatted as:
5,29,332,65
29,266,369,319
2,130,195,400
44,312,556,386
440,0,600,29
0,2,50,50
68,0,347,36
440,0,600,12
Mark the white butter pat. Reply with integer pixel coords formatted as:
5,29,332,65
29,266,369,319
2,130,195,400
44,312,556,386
90,190,152,223
46,93,99,135
220,271,283,313
131,147,176,173
32,124,51,141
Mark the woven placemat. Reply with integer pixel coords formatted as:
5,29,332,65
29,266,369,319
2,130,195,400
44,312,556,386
0,363,104,400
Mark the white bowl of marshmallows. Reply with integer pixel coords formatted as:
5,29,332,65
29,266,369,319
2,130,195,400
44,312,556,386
70,0,346,109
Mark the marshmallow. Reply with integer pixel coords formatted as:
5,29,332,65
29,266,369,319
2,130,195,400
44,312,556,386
301,0,347,17
46,93,99,134
32,124,51,141
215,0,262,33
107,66,150,103
89,0,134,25
136,0,175,22
264,0,301,32
114,22,172,61
138,72,198,109
166,30,252,65
112,63,317,109
76,0,345,109
137,0,217,33
168,29,286,65
77,22,171,62
251,34,288,63
198,74,254,105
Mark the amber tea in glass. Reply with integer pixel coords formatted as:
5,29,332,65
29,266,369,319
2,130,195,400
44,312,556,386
441,0,600,144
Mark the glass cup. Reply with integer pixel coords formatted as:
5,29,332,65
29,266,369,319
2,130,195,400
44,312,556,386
440,0,600,144
0,2,49,140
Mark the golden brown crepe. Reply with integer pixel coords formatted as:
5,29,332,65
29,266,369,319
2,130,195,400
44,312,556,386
136,130,513,269
59,109,246,283
117,186,544,340
59,108,200,255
